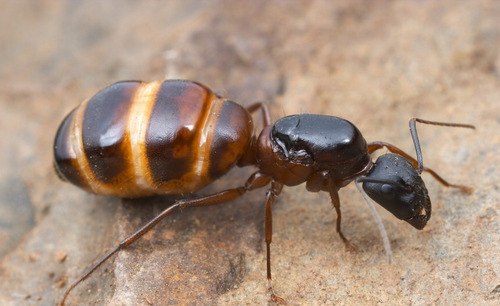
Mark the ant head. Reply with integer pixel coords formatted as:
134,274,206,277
360,153,431,229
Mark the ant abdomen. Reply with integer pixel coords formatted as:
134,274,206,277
54,80,253,198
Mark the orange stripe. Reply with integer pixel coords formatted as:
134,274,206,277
194,96,225,179
128,81,162,194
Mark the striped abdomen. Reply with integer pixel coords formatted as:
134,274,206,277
54,80,253,198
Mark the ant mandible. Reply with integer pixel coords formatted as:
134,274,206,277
54,79,474,304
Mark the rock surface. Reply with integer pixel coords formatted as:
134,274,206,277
0,1,499,305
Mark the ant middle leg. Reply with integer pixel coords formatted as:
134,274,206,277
264,180,285,303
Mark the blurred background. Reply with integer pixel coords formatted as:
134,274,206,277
0,1,499,305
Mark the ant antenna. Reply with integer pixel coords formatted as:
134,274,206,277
409,118,475,174
355,179,392,263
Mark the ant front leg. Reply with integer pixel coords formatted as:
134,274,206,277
264,180,285,303
368,141,473,193
408,118,475,174
367,118,475,193
328,184,356,251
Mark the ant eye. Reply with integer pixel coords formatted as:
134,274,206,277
381,184,396,199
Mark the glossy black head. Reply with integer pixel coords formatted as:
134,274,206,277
361,153,431,229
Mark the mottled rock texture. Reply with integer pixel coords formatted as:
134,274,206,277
0,1,499,305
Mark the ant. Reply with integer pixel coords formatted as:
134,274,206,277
54,79,474,304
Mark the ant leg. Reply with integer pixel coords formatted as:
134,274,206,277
409,118,475,173
60,171,271,306
264,181,285,303
369,118,474,174
246,102,272,126
328,185,356,251
367,141,472,193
